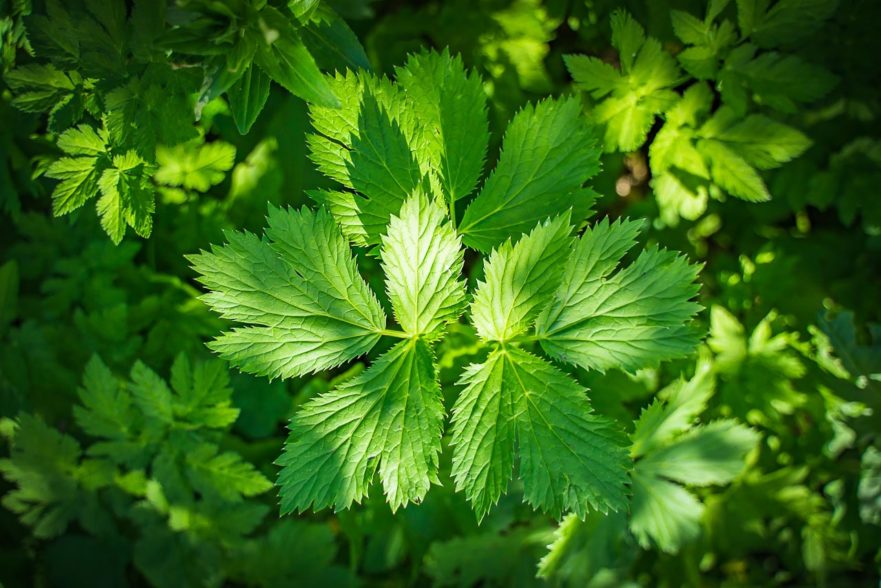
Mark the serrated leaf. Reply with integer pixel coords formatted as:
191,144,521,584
381,191,466,336
565,11,681,153
185,443,272,501
73,355,134,441
130,360,174,425
277,338,443,513
631,361,715,457
96,151,155,243
471,214,573,342
536,218,702,373
459,98,599,251
450,348,630,520
189,206,386,380
395,49,489,209
699,138,770,201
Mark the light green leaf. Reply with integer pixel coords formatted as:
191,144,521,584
450,348,631,520
565,11,681,153
459,97,599,251
449,350,516,519
381,191,466,337
536,218,702,373
96,151,155,243
708,115,811,170
395,49,489,209
471,214,573,342
277,338,443,513
189,206,386,380
508,348,630,518
155,142,236,192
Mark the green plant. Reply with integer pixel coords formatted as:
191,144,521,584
190,50,703,521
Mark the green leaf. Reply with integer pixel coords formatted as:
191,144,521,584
631,361,715,457
450,348,630,520
168,354,239,429
300,5,370,72
73,355,134,442
188,206,386,380
6,63,76,113
719,49,837,114
630,471,703,552
0,414,85,538
565,11,681,153
737,0,838,48
536,218,702,373
155,142,237,192
96,151,156,243
449,350,516,519
509,348,631,518
130,360,174,425
277,338,443,513
227,66,271,134
459,98,599,251
185,443,272,501
708,115,811,170
538,511,629,582
610,10,645,72
308,74,422,245
699,139,770,201
395,49,489,209
381,191,466,337
46,125,110,216
253,7,339,108
470,214,573,342
638,419,759,486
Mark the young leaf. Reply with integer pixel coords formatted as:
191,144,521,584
277,338,444,513
381,191,467,337
188,206,386,379
459,98,599,251
470,214,573,342
535,218,702,372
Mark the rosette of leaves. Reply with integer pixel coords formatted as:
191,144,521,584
190,50,703,521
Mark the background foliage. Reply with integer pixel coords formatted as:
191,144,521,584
1,0,880,586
